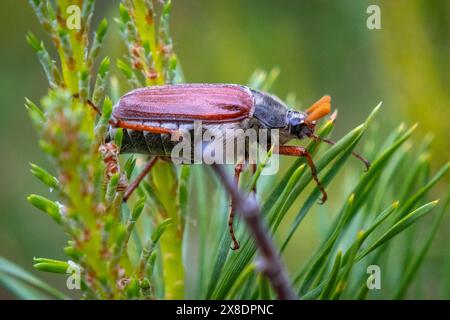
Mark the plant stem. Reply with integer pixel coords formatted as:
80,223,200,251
211,164,296,300
151,161,185,299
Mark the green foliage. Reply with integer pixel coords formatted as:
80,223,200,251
0,0,447,300
0,257,68,299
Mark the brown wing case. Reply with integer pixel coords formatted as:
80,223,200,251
113,84,255,123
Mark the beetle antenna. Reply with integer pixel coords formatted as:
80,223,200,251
305,95,331,123
310,134,370,171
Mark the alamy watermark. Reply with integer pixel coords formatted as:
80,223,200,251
66,5,81,30
66,261,82,290
366,265,381,290
366,5,382,30
169,121,280,175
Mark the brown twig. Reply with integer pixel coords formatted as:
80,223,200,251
211,164,297,300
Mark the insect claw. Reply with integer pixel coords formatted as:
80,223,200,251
230,242,240,250
317,194,327,205
317,188,327,205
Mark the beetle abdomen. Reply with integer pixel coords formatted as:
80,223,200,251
114,120,192,156
112,120,262,162
119,128,173,156
112,84,255,123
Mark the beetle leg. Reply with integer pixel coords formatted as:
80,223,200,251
72,94,102,115
277,146,327,204
310,134,370,171
228,163,244,250
114,120,179,136
123,157,158,202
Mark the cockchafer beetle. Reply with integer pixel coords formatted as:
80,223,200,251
105,83,369,249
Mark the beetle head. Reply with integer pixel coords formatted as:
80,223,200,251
287,110,315,139
287,95,331,140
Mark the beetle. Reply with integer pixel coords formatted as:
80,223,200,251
107,83,369,249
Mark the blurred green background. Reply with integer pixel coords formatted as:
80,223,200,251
0,0,448,298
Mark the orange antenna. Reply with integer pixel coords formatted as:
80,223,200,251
305,95,331,122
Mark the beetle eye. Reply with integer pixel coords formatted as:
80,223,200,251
289,117,301,127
